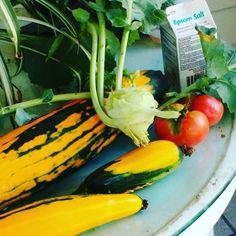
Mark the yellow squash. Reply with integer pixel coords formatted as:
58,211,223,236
0,99,118,210
0,194,147,236
77,140,183,194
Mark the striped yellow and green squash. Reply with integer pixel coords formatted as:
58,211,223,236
0,194,146,236
0,99,118,210
77,140,183,194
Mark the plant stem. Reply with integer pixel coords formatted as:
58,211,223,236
159,77,214,110
115,28,130,90
87,23,114,126
115,0,133,90
0,92,91,116
97,7,106,106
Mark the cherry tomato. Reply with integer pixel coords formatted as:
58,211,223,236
154,110,209,146
191,95,224,126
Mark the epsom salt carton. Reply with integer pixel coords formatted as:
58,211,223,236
160,0,216,91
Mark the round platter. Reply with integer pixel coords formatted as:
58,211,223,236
28,37,235,236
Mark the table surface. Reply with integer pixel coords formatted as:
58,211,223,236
23,37,234,236
1,32,235,236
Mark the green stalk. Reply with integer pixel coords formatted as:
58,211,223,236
0,92,91,116
87,23,114,126
159,77,215,110
115,0,133,90
97,7,106,106
115,27,130,90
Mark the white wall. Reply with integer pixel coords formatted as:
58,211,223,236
207,0,236,45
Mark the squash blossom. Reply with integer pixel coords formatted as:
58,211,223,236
105,87,180,146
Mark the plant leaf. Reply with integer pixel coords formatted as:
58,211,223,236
128,29,140,45
0,32,90,89
0,0,21,57
46,34,64,62
34,0,78,37
72,8,90,24
0,49,15,105
210,75,236,113
87,1,105,12
161,0,176,10
106,0,167,34
197,26,236,113
42,89,54,103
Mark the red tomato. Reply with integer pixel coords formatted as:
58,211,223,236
191,95,224,126
154,111,209,146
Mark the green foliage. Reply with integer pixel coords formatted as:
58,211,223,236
196,26,236,113
72,8,90,24
0,0,21,57
19,34,88,88
161,0,175,10
41,89,54,103
105,0,167,34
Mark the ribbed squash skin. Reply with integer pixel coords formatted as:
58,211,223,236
0,194,145,236
0,99,118,210
77,140,183,194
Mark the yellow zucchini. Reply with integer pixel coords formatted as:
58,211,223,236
0,194,147,236
77,140,183,194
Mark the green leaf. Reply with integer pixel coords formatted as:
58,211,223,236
0,32,90,89
129,21,142,31
161,0,175,10
42,89,54,103
72,8,90,24
196,25,217,37
34,0,78,37
0,49,15,105
104,28,120,63
106,3,128,27
88,1,105,12
197,26,236,113
206,55,229,79
15,108,37,126
225,48,236,72
210,75,236,113
0,0,21,57
197,25,229,79
46,34,64,62
106,0,166,34
128,29,140,45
